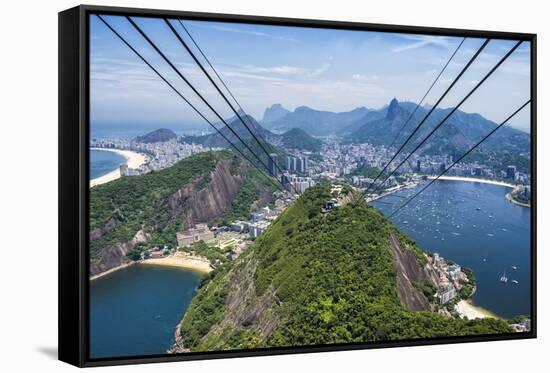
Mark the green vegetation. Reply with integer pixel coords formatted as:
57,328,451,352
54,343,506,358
214,170,278,226
280,128,323,152
89,151,258,269
179,185,512,351
351,164,385,179
179,240,229,265
459,267,476,299
508,315,530,324
414,280,437,303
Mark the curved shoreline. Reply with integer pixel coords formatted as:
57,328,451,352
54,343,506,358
427,175,530,208
90,253,212,281
90,262,136,281
141,253,212,273
426,175,516,188
90,148,149,188
506,188,531,208
455,299,499,320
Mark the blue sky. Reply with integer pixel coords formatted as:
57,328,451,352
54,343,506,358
90,15,531,134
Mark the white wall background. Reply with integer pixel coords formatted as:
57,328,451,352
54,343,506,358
0,0,547,371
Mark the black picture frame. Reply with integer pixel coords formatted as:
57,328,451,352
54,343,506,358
58,4,537,367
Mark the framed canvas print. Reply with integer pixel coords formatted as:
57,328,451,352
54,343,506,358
58,4,536,367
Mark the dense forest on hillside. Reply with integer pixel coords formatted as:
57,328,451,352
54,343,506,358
89,151,273,273
178,185,512,351
90,152,223,261
280,128,323,152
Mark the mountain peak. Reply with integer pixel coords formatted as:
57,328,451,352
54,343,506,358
262,104,290,124
386,98,400,120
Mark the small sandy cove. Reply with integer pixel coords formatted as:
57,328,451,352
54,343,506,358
141,252,213,273
455,300,497,320
90,148,148,188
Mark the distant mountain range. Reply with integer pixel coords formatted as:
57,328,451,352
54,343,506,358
261,104,290,125
261,104,371,136
344,98,530,157
185,114,279,149
172,98,529,165
259,99,529,158
184,114,323,153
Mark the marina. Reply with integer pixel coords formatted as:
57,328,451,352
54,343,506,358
373,179,531,319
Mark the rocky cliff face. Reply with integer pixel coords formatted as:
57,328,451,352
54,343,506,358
90,156,247,276
169,159,244,230
91,230,150,276
388,233,430,311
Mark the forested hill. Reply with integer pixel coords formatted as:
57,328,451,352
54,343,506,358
177,185,511,352
89,150,276,276
280,128,323,152
135,128,177,143
185,115,279,148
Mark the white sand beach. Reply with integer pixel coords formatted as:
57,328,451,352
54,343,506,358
90,148,148,188
428,175,531,207
427,175,515,188
141,252,213,273
455,300,497,320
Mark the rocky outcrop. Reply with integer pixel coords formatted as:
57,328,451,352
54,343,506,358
169,159,245,230
89,216,121,240
388,233,431,312
91,229,150,276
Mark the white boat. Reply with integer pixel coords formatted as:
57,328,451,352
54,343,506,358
500,269,508,283
511,266,517,270
512,280,519,284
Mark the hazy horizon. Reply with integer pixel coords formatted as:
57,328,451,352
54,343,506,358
90,15,531,135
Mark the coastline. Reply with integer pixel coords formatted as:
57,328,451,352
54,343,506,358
141,253,212,273
506,187,531,208
90,262,136,281
367,182,418,202
90,148,149,188
90,252,212,281
455,299,499,320
428,175,530,208
427,175,515,188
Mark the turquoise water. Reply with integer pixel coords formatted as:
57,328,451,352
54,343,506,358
372,180,531,319
90,265,203,358
90,149,127,179
89,180,531,359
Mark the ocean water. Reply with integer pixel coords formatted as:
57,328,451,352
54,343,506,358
90,265,203,358
90,149,127,179
372,179,531,319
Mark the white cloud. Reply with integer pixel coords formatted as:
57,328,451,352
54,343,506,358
307,63,331,77
207,24,298,43
392,34,457,53
242,65,308,75
352,73,382,81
